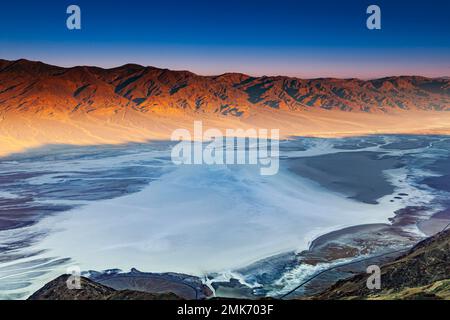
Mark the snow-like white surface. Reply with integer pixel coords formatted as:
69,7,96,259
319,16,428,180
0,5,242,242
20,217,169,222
0,136,443,299
30,161,401,276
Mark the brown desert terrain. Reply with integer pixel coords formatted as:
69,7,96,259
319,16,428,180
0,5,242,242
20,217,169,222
0,59,449,156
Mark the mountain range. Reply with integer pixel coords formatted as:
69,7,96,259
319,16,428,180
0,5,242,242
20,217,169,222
0,59,449,156
1,58,449,115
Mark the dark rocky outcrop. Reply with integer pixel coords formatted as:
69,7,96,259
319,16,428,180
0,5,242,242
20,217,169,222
27,230,450,300
314,229,450,300
28,275,182,300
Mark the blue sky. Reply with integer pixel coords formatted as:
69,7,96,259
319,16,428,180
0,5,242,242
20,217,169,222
0,0,449,78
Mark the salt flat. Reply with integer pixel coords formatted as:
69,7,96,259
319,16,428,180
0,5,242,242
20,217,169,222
0,136,449,299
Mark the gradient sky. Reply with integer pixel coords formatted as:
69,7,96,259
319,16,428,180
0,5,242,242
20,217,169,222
0,0,449,78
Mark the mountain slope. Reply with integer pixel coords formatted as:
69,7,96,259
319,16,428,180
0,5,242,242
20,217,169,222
0,59,450,157
1,59,449,117
314,229,450,300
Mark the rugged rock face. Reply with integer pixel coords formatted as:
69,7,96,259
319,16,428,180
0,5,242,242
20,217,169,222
315,229,450,300
1,59,449,118
28,275,183,300
28,230,450,300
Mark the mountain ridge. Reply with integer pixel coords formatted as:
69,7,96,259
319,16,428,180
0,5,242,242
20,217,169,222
314,229,450,300
1,58,449,117
0,58,450,157
1,58,448,80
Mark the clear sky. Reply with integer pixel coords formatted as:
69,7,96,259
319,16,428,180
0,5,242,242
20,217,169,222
0,0,449,78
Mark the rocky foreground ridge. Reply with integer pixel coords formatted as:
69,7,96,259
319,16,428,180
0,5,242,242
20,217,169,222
315,228,450,300
29,229,450,300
